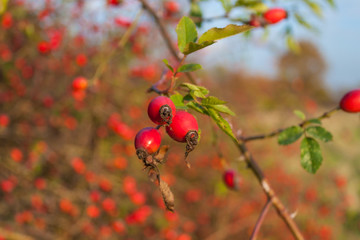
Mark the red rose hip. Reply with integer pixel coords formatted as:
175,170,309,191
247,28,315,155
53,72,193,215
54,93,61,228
148,96,176,125
340,89,360,113
263,8,287,24
134,127,161,156
223,169,241,190
72,77,88,91
166,111,199,161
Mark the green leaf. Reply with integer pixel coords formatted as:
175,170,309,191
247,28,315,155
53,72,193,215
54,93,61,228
162,59,174,72
170,93,188,110
307,118,322,125
208,105,235,116
306,126,333,142
187,101,207,114
286,35,301,54
176,16,198,53
190,2,203,27
178,63,202,73
326,0,336,8
294,13,314,30
235,0,268,12
191,90,206,98
0,0,9,15
182,41,215,55
300,137,323,174
201,96,227,105
220,0,232,12
208,108,237,141
198,24,253,44
304,0,323,18
181,83,201,91
198,86,209,96
294,110,306,120
278,126,304,145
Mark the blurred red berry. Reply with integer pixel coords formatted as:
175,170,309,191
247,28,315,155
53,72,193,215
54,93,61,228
112,220,126,234
1,179,15,193
102,198,117,213
38,41,51,54
223,169,241,190
34,178,47,190
130,191,146,205
1,12,13,29
10,148,23,162
76,54,87,67
86,205,100,218
108,0,121,6
71,157,86,174
99,178,113,192
263,8,287,24
0,114,9,127
72,77,88,91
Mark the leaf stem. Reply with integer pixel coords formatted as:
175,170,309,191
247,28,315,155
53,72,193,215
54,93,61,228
241,106,340,142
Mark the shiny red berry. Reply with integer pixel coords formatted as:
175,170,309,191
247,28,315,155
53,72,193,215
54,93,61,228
134,127,161,154
263,8,287,24
166,111,198,142
164,1,179,14
223,169,241,190
340,89,360,113
148,96,176,125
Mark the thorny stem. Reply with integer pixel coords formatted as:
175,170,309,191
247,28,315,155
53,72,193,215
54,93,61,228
139,0,197,84
234,138,304,240
241,106,341,142
249,199,271,240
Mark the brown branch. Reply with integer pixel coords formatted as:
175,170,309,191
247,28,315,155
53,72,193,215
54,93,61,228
249,199,271,240
242,106,341,142
139,0,197,84
233,138,304,240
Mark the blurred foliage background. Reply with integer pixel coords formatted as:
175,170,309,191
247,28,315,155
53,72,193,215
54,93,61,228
0,1,359,240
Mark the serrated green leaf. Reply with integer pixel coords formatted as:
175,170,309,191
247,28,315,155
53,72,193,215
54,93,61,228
220,0,232,12
208,105,235,116
182,41,215,55
278,126,303,145
208,108,237,141
304,0,323,18
190,2,203,27
198,86,209,96
300,137,323,174
198,24,253,44
202,96,227,105
187,101,207,114
0,0,9,15
286,35,301,54
181,83,200,91
162,59,174,72
192,90,206,98
170,94,188,110
294,110,306,120
176,16,198,53
306,126,333,142
178,63,202,73
307,118,322,125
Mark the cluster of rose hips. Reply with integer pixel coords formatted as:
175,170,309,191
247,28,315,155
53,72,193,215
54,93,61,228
134,96,199,168
248,8,288,27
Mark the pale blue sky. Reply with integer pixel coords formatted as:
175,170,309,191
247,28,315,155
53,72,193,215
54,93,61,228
197,0,360,94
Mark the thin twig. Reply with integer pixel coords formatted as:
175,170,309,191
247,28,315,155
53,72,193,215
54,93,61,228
139,0,197,84
250,199,271,240
242,106,341,142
